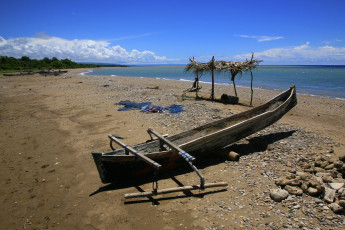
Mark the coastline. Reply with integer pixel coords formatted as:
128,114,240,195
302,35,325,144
85,65,345,101
1,69,344,229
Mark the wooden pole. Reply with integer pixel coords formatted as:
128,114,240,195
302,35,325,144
108,134,162,170
250,71,253,106
232,79,237,97
211,56,215,101
195,72,199,98
124,182,228,199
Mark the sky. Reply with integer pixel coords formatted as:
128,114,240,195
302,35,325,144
0,0,345,65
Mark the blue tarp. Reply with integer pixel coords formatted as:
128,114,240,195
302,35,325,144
115,100,184,113
167,104,184,113
115,100,151,111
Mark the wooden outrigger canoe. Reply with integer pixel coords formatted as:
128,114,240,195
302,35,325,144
92,85,297,198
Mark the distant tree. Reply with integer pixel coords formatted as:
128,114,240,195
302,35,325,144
0,56,128,72
21,56,30,63
42,57,51,66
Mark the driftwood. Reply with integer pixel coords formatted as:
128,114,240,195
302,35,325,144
215,151,240,161
221,94,239,104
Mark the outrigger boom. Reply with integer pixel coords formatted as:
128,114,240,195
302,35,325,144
109,128,228,199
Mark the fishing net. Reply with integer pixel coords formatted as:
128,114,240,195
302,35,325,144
115,101,184,113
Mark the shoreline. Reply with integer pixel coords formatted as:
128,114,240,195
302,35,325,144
1,69,345,229
83,68,345,101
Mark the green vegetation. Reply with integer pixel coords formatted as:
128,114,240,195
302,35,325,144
0,56,128,72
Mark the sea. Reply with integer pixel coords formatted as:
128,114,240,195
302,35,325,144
84,65,345,100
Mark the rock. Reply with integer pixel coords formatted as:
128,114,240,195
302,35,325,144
301,182,309,192
339,155,345,163
329,203,344,213
303,163,311,169
285,185,303,196
315,172,333,183
320,161,330,169
317,184,326,194
307,187,320,196
340,190,345,199
275,177,291,186
324,188,336,203
309,177,321,188
328,183,344,190
304,168,314,173
329,169,339,178
341,165,345,172
315,176,324,185
315,158,329,168
314,167,326,173
325,163,334,170
315,156,323,162
314,198,323,204
296,171,311,181
289,168,297,174
270,189,289,202
286,174,297,179
293,204,300,209
287,179,302,187
334,161,343,169
338,200,345,208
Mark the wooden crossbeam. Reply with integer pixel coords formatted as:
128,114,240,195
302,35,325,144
108,134,161,170
147,128,195,162
124,182,228,199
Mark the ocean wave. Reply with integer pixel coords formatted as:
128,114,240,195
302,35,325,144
179,79,193,82
79,69,93,75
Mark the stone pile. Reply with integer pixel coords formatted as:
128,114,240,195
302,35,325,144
270,155,345,214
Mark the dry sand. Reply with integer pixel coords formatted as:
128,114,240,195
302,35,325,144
1,69,344,229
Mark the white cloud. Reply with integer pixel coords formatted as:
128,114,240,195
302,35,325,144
0,35,175,64
234,42,345,65
323,39,343,45
238,35,284,42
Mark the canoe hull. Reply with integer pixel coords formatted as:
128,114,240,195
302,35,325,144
92,86,297,183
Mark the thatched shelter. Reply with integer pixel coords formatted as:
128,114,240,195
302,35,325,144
185,53,262,104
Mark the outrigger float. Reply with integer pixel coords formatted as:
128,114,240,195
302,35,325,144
92,85,297,199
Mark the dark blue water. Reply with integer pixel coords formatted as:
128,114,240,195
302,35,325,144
84,65,345,100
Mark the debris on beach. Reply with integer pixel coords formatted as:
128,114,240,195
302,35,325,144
115,100,151,111
115,100,184,113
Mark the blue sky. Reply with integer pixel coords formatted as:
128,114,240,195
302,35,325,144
1,0,345,64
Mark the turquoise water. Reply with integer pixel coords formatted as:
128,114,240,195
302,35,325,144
85,65,345,100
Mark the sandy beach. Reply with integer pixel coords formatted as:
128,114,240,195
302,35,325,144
1,69,345,229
